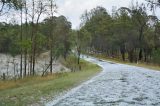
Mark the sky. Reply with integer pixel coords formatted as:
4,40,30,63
55,0,148,29
0,0,159,29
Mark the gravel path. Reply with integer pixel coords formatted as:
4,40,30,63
46,55,160,106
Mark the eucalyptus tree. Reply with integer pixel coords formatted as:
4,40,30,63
45,0,57,73
133,5,149,61
120,4,149,61
114,8,134,61
15,0,26,78
146,0,160,9
81,6,112,53
76,28,91,64
0,0,20,16
41,15,71,72
146,0,160,49
57,16,72,60
27,0,50,75
49,16,72,61
23,0,28,76
155,22,160,48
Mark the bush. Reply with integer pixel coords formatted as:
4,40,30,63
60,55,84,72
152,49,160,65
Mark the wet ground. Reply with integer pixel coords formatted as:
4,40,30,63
46,55,160,106
0,53,70,79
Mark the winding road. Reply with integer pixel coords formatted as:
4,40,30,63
46,55,160,106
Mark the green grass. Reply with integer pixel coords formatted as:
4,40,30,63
0,57,101,106
89,53,160,71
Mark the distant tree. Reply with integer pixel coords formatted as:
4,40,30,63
76,28,91,64
41,15,71,73
81,7,112,53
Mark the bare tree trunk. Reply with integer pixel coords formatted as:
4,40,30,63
120,44,125,61
50,19,53,74
77,48,81,65
138,27,144,61
49,0,56,74
50,48,53,73
30,0,35,76
24,1,28,77
32,36,36,75
32,1,44,75
139,48,143,61
20,5,23,78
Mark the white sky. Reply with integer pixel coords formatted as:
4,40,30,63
55,0,150,29
0,0,159,29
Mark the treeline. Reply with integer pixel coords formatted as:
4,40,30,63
0,0,73,78
1,0,160,79
0,16,72,58
79,2,160,64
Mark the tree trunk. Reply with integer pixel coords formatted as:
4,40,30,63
128,50,134,63
50,47,53,74
139,48,143,61
20,7,23,78
24,51,27,76
77,49,81,65
144,49,148,62
30,0,35,76
32,42,36,75
138,26,144,61
3,73,5,80
120,44,125,61
24,1,28,77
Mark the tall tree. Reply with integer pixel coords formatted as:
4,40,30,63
47,0,57,74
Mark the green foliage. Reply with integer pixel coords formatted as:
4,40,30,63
20,39,32,51
41,15,72,59
0,23,20,56
152,49,160,64
0,14,72,58
61,55,79,71
78,28,91,50
36,32,47,52
80,5,160,64
9,39,20,57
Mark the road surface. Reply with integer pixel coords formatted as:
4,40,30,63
46,55,160,106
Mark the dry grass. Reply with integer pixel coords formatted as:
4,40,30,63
0,56,101,106
0,73,67,91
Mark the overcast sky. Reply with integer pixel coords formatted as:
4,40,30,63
0,0,159,29
55,0,149,29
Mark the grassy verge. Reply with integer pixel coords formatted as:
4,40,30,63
89,53,160,71
0,56,101,106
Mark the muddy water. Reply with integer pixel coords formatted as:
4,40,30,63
46,55,160,106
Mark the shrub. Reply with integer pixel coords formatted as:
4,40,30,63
152,49,160,65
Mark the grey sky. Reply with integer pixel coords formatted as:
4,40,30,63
55,0,148,29
0,0,159,29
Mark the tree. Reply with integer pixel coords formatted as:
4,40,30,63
119,3,149,61
81,7,112,54
0,0,19,15
28,0,49,75
79,4,160,64
114,8,133,61
46,0,57,74
41,15,71,73
76,28,91,64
